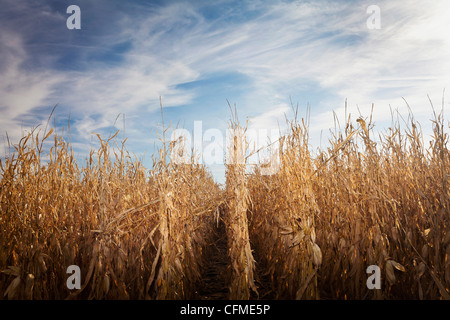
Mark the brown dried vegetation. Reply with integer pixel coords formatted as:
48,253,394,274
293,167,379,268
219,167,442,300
1,103,449,300
0,122,221,299
248,105,449,299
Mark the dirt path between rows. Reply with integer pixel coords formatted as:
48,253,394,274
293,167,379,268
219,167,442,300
193,218,274,300
193,219,230,299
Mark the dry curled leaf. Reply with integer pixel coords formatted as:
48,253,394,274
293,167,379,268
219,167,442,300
386,260,396,285
1,266,20,276
417,262,426,278
310,228,316,243
103,274,110,296
386,260,405,286
4,276,21,300
312,243,322,267
280,225,293,235
289,230,305,248
391,260,406,272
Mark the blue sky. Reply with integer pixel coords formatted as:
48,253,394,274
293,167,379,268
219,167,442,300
1,0,449,183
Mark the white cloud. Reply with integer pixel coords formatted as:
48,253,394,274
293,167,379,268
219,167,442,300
1,0,449,179
0,31,65,144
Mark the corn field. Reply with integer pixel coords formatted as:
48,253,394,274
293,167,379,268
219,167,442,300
0,105,449,300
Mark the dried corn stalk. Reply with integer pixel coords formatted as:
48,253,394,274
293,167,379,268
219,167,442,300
225,118,258,299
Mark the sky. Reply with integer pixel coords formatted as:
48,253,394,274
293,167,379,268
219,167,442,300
1,0,449,184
